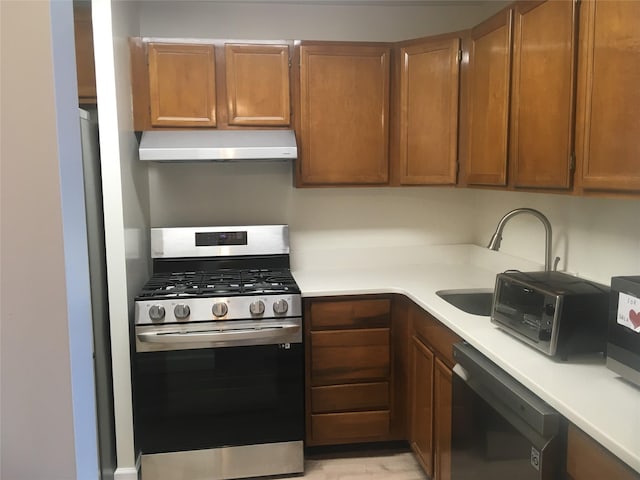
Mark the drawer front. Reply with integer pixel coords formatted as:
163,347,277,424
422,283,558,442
311,329,390,385
311,382,389,413
310,298,391,330
413,309,461,367
310,410,390,444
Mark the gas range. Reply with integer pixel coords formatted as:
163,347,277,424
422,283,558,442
132,225,304,480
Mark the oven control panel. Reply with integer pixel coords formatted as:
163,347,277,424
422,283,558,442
135,295,302,325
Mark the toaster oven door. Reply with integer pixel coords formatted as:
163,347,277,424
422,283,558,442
492,277,560,355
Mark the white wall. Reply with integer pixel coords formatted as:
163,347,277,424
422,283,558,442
148,163,479,253
0,2,77,478
93,0,148,478
472,190,640,285
139,0,508,41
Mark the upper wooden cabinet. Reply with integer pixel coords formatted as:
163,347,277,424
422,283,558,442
510,0,577,189
73,4,97,104
148,43,217,127
298,43,391,185
130,39,292,130
464,1,578,190
465,9,513,186
225,44,290,126
575,0,640,193
397,37,461,185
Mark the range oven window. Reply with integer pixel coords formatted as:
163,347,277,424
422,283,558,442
133,343,304,455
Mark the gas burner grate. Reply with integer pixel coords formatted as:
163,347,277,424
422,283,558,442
137,268,299,300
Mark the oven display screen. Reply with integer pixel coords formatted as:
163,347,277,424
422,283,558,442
196,231,248,246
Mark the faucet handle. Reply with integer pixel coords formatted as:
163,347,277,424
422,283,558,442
553,256,561,271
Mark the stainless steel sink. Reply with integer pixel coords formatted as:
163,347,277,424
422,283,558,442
435,288,494,317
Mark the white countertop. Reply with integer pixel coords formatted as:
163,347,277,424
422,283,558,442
291,244,640,474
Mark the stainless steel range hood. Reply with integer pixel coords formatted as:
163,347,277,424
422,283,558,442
138,130,297,162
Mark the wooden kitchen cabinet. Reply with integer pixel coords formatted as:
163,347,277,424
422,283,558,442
148,42,217,127
566,424,640,480
396,36,460,185
509,0,577,189
464,8,513,186
433,357,453,480
409,305,460,480
130,39,292,130
411,335,435,476
73,3,96,104
575,0,640,193
298,42,391,185
305,296,396,446
224,43,290,126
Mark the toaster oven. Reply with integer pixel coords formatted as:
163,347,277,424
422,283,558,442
492,271,610,359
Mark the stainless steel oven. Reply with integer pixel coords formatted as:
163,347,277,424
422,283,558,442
451,342,561,480
132,225,304,480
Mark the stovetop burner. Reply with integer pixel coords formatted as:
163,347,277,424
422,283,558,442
136,268,299,300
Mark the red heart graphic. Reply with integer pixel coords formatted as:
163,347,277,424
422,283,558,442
630,309,640,329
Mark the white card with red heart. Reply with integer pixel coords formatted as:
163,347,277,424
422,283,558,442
617,292,640,333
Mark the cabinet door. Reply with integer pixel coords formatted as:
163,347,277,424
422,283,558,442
510,0,577,189
73,4,96,103
434,357,453,480
148,43,217,127
466,9,513,186
566,424,640,480
411,336,434,477
225,44,290,126
399,38,460,185
576,0,640,192
299,44,390,185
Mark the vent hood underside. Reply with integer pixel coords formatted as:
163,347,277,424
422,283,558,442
138,130,297,162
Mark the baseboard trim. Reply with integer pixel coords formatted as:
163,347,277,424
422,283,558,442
114,465,139,480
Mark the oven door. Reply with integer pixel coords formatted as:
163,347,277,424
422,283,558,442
451,343,560,480
132,319,304,455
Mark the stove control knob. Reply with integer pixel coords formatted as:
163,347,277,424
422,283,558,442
174,304,190,320
212,302,228,318
250,300,265,316
149,305,165,321
273,299,289,315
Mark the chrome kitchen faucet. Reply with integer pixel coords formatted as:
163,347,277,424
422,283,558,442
487,208,556,271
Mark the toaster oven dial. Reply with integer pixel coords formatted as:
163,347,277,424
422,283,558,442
249,300,265,316
149,305,165,321
174,304,190,320
273,299,289,315
212,302,228,318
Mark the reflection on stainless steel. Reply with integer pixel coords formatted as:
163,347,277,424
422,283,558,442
487,208,554,271
141,441,304,480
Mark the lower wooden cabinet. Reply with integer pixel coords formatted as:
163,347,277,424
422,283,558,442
305,296,396,446
409,305,460,480
433,357,453,480
566,424,639,480
411,336,435,476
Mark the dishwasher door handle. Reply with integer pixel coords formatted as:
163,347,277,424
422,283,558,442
452,363,470,382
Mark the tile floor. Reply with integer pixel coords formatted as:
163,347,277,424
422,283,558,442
286,447,428,480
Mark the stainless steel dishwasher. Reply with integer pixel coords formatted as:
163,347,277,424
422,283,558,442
451,342,561,480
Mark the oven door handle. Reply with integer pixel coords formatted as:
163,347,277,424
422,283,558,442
137,324,301,346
